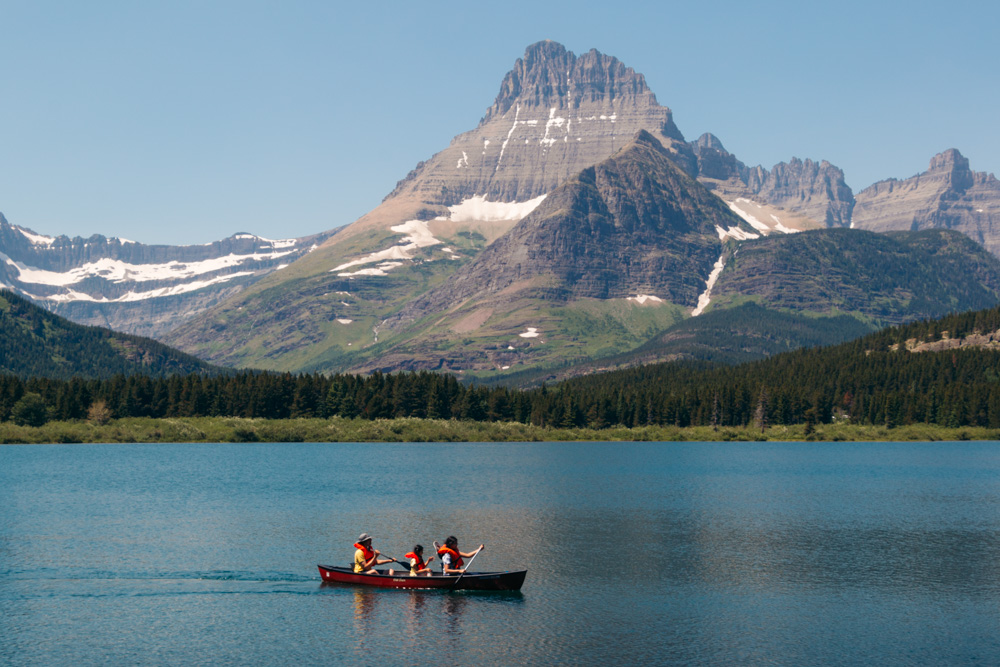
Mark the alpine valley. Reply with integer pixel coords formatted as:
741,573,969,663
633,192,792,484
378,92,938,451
4,41,1000,379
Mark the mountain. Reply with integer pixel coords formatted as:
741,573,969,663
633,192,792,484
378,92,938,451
444,225,1000,385
386,39,696,206
358,151,1000,377
11,41,999,380
392,131,755,319
0,289,218,379
0,212,334,339
164,42,1000,377
163,41,705,371
691,142,1000,260
270,131,1000,379
689,133,855,229
351,130,762,372
852,149,1000,254
710,226,1000,323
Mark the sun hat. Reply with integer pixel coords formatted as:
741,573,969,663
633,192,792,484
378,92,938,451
358,532,372,543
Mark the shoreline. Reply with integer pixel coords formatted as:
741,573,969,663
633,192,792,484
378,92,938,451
2,416,998,444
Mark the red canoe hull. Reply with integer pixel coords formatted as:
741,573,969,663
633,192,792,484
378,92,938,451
318,564,526,591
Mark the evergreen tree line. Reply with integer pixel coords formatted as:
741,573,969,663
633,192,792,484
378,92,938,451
1,347,999,430
5,305,1000,430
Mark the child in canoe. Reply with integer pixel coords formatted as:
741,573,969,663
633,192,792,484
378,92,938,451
404,544,434,576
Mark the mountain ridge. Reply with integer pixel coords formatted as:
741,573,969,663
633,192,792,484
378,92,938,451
0,289,219,379
852,148,1000,253
0,214,336,338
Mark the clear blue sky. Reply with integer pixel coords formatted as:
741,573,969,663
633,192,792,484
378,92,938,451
1,0,996,245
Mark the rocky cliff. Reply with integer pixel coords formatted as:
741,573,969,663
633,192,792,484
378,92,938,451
690,133,854,229
385,40,695,207
852,149,1000,255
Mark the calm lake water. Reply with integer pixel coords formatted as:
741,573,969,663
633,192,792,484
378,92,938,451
2,441,1000,665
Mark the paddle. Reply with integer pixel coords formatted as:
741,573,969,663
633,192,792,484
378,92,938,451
434,540,485,580
380,557,413,571
390,557,416,571
450,545,484,588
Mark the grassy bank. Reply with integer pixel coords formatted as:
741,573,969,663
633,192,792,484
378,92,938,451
1,416,999,444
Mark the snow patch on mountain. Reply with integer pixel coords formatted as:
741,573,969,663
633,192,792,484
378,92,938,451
496,104,520,171
692,254,726,316
38,271,257,303
447,194,547,222
726,199,800,236
540,108,567,148
333,195,546,277
17,228,55,246
627,294,664,305
4,250,294,287
715,225,760,241
333,221,441,275
727,200,771,233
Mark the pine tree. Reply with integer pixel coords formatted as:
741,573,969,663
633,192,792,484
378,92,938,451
754,387,768,433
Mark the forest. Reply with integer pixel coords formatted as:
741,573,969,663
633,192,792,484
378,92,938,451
4,303,1000,431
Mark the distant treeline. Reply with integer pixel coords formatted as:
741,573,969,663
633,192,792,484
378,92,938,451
4,305,1000,430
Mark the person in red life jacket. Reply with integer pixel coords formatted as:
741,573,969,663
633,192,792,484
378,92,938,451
353,532,394,574
404,544,434,576
438,535,484,575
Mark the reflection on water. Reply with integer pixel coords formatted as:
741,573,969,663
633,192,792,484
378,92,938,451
2,441,1000,665
351,586,377,622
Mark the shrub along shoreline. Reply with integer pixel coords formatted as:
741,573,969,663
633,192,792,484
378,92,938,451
1,416,997,444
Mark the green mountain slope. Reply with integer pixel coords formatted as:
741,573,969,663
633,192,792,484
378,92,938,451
709,227,1000,324
472,303,873,387
0,290,219,379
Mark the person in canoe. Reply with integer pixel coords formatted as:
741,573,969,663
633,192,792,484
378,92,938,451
438,536,484,575
353,532,395,574
404,544,434,576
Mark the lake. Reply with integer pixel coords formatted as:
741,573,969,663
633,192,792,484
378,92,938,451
2,441,999,665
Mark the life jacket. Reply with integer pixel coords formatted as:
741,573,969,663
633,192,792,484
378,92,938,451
404,551,426,572
354,542,375,563
438,546,463,570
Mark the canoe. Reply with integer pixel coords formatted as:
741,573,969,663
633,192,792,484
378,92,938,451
317,564,527,591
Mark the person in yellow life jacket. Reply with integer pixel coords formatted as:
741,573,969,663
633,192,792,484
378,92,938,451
404,544,434,576
353,532,394,574
438,535,484,575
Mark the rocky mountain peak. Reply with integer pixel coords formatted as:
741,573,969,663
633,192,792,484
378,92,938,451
853,149,1000,255
691,133,747,182
384,41,692,207
693,133,728,153
929,148,969,171
927,148,974,191
482,41,671,135
687,136,854,228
